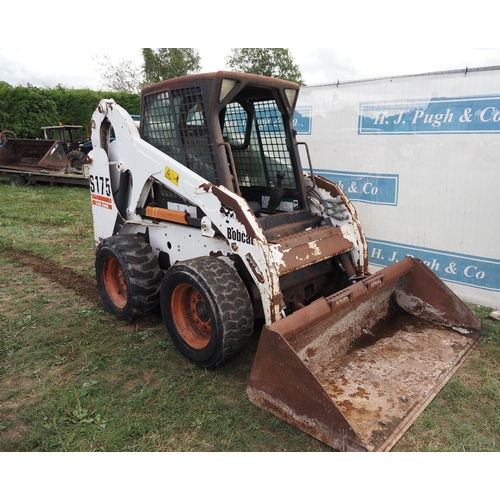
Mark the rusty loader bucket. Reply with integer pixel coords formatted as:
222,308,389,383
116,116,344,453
0,139,68,171
247,257,482,451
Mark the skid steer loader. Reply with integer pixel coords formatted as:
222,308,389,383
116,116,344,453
87,71,481,451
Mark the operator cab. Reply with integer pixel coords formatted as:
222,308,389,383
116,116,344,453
140,72,309,229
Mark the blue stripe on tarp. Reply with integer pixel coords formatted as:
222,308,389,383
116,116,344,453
367,238,500,292
315,170,399,206
359,95,500,135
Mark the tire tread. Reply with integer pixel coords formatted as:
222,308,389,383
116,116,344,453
162,256,253,368
96,235,162,322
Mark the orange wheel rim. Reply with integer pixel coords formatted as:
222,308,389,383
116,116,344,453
171,283,212,349
102,255,127,308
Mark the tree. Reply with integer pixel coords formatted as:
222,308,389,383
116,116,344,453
94,54,143,94
142,49,201,84
226,48,304,85
94,50,202,93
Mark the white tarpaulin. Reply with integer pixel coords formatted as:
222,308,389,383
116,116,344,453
296,66,500,310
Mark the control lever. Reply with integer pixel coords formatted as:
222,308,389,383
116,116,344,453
267,171,286,214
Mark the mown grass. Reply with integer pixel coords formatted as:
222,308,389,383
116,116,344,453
0,182,326,451
0,183,94,268
0,250,321,452
0,181,499,452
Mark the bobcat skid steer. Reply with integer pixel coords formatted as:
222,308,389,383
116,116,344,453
88,71,481,452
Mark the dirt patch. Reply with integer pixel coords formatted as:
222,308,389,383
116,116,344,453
0,422,29,446
1,245,100,306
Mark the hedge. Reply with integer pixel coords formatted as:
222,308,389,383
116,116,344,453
0,82,140,139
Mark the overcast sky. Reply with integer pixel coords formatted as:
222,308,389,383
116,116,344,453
1,47,499,91
1,2,498,90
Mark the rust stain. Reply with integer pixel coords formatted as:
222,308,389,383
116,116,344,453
305,347,316,359
210,185,260,241
348,386,370,400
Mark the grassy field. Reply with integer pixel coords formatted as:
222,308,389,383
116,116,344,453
0,181,499,452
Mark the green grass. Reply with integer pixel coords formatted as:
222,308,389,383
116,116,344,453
0,183,326,451
0,252,318,451
0,181,499,452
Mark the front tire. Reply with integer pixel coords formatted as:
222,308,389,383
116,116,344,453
161,257,254,368
95,235,162,322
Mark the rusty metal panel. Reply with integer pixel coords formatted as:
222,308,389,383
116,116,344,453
247,257,481,451
247,325,367,452
306,319,478,451
275,226,354,276
0,139,68,171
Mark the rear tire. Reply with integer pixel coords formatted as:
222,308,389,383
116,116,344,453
95,235,162,322
161,257,254,368
10,175,26,187
67,150,87,170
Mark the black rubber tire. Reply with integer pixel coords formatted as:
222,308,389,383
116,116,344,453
95,234,162,322
160,256,254,368
67,150,87,170
10,175,26,187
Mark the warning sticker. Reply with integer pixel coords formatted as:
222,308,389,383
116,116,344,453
164,166,180,186
91,194,113,210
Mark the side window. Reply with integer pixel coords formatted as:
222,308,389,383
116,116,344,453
172,87,218,185
64,129,73,143
143,88,218,185
142,91,183,163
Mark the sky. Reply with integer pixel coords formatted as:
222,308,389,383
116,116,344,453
2,0,498,86
1,47,499,91
1,2,497,90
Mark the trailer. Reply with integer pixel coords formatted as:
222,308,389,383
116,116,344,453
0,165,89,186
0,138,89,186
295,65,500,313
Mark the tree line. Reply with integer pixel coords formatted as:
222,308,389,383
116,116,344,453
0,83,140,139
1,49,303,138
